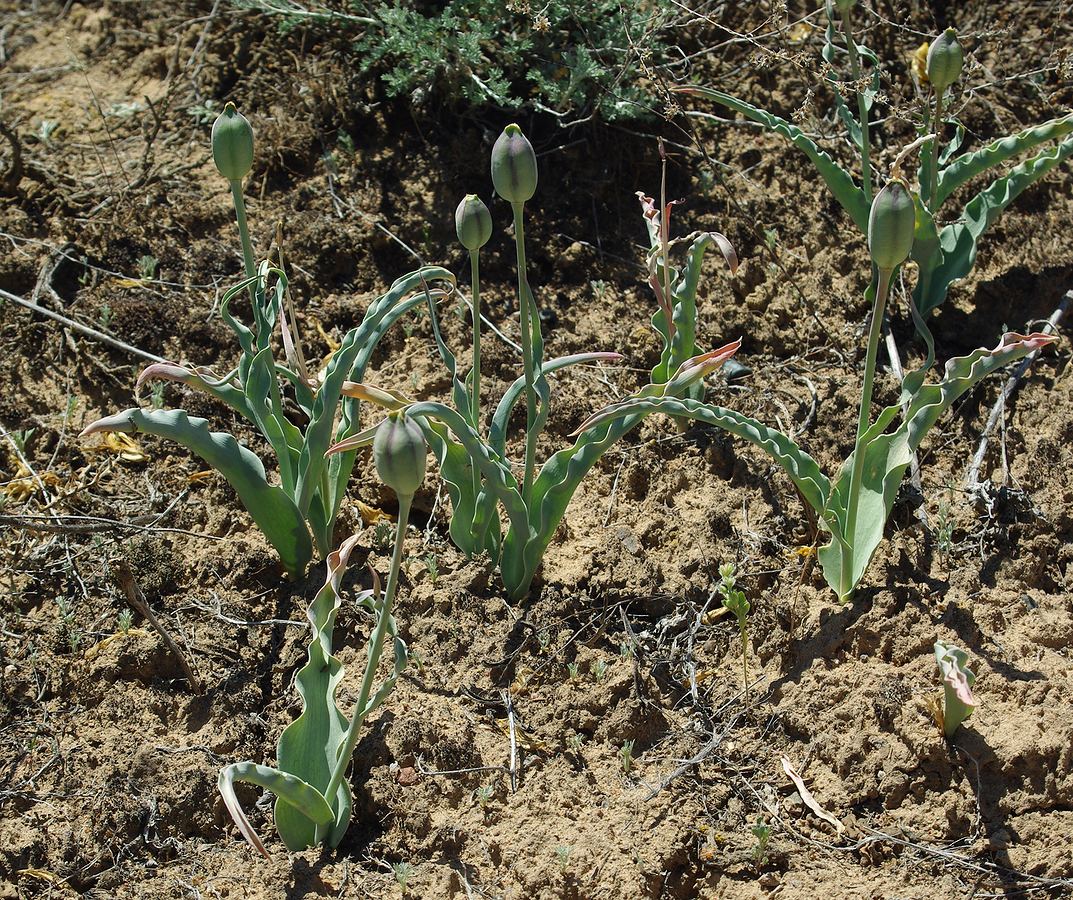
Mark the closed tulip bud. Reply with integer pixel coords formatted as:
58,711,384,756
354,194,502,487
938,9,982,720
868,179,915,271
373,411,427,498
455,194,492,250
491,124,537,203
926,28,963,93
212,102,254,182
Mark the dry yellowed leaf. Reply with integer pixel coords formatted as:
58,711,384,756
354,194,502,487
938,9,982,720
781,755,844,833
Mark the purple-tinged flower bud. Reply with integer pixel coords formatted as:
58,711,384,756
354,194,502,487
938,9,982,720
373,410,427,498
455,194,492,251
926,28,963,93
490,124,537,203
868,179,916,271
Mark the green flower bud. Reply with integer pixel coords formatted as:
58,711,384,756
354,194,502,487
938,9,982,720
455,194,492,251
926,28,963,93
868,179,916,271
490,124,537,203
211,102,254,182
373,410,427,498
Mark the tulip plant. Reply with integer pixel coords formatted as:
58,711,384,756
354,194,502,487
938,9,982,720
328,124,740,601
934,639,976,738
678,4,1073,326
80,103,454,577
219,411,426,855
637,142,737,401
573,181,1056,603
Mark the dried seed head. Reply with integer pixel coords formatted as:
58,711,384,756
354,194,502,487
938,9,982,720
455,194,492,251
211,102,254,182
868,179,916,271
926,28,963,93
490,124,537,203
373,410,427,499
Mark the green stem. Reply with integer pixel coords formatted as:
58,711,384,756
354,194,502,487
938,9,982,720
322,492,411,822
469,249,482,431
840,268,891,602
469,248,482,503
928,91,944,211
511,201,538,503
740,622,749,702
230,179,257,301
840,7,872,202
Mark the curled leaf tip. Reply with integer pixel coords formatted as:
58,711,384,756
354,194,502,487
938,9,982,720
136,362,189,392
79,411,136,438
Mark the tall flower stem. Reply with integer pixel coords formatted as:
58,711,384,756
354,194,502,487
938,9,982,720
511,200,538,502
230,180,258,304
840,267,891,602
928,91,945,210
468,248,483,500
322,493,412,821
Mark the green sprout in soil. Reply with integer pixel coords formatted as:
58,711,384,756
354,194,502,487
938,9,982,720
392,862,416,890
750,818,772,868
419,552,439,584
473,783,495,810
136,254,158,281
593,659,609,683
716,562,751,699
218,412,424,855
618,739,635,773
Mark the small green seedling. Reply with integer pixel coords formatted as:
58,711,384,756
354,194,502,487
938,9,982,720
716,562,750,699
593,658,609,683
679,9,1073,328
372,518,393,551
392,862,416,890
574,183,1056,603
328,124,740,600
218,412,425,855
618,739,635,773
82,104,452,578
750,818,772,868
473,783,495,809
555,845,573,874
117,609,133,634
137,254,159,281
934,639,976,738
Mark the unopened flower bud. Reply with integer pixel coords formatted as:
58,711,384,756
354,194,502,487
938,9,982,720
211,102,254,182
373,411,427,498
490,124,537,203
455,194,492,251
926,28,963,93
868,179,915,271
